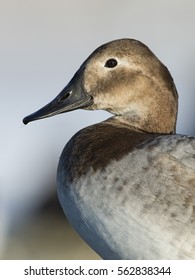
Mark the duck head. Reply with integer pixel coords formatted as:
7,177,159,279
23,39,178,134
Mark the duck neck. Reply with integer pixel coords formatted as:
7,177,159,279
106,114,176,135
104,116,149,133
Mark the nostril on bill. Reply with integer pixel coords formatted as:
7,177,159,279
58,92,72,102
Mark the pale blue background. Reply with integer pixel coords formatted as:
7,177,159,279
1,0,195,257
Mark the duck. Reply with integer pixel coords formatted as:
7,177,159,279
23,39,195,259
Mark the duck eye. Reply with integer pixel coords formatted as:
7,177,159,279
104,58,118,68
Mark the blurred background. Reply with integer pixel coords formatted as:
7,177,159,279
1,0,195,259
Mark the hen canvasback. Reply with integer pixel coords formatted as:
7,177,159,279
23,39,195,259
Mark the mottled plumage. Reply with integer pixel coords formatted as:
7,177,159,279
23,39,195,259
